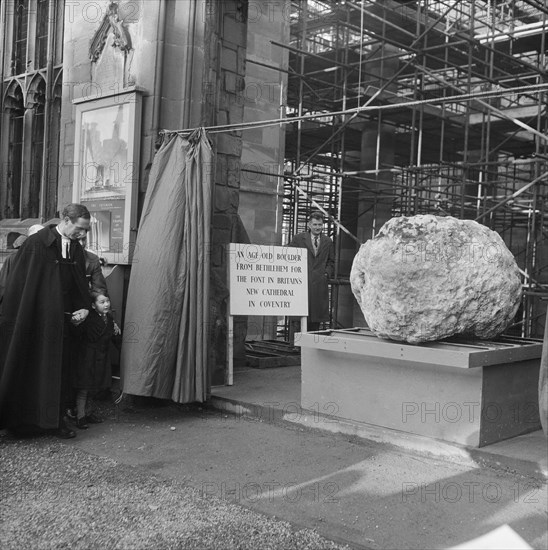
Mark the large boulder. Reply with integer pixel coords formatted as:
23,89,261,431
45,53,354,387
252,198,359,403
350,215,522,343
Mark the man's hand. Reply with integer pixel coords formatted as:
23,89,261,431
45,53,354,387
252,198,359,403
71,309,89,326
113,321,121,336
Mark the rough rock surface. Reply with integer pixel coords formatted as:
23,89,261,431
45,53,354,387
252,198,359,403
350,215,521,343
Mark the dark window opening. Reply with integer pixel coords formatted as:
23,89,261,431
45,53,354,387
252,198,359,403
35,0,49,69
44,84,63,219
6,86,25,217
27,81,46,218
12,0,29,75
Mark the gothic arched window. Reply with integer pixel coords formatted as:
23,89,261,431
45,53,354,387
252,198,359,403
12,0,29,76
1,0,64,221
4,83,25,217
35,0,50,69
25,76,46,218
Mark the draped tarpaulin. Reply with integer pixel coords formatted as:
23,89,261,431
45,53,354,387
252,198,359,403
121,129,212,402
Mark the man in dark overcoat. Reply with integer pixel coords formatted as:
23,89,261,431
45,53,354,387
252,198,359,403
289,211,335,332
0,204,91,438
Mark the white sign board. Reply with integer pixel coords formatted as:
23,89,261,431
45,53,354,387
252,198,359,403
228,244,308,316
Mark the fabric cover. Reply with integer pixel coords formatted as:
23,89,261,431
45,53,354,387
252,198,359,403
121,130,212,402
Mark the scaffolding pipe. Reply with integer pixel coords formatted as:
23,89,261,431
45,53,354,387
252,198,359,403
475,170,548,222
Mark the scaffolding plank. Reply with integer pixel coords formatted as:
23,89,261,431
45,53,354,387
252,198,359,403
245,340,301,369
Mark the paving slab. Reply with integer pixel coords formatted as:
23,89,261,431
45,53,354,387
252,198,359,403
212,366,548,477
0,432,346,550
5,364,545,549
64,396,547,550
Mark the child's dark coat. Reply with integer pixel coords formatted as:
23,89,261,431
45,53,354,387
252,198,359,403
73,310,119,390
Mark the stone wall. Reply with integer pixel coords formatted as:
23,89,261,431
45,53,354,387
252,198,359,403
59,0,159,207
204,0,250,384
240,2,289,340
57,0,290,385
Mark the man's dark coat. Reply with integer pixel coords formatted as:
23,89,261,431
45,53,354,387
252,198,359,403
289,232,335,322
0,225,90,430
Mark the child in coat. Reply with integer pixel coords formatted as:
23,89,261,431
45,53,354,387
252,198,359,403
73,291,121,429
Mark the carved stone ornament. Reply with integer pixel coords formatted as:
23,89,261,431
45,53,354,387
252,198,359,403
89,1,133,62
25,87,46,110
3,84,24,113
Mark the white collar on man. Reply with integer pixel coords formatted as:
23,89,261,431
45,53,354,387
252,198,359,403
55,226,71,258
55,226,70,241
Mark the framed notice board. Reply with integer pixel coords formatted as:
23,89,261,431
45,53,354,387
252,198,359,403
72,90,142,264
225,243,308,385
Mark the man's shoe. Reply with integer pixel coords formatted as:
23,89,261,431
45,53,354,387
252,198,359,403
85,413,103,424
57,417,76,439
76,417,89,430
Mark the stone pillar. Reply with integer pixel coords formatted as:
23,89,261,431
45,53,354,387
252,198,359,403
336,149,361,329
203,0,249,385
353,125,395,325
337,41,399,327
239,2,289,340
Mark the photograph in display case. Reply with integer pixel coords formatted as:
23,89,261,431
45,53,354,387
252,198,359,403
72,91,141,264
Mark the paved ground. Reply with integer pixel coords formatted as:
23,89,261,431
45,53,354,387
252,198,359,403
0,404,347,550
2,397,545,549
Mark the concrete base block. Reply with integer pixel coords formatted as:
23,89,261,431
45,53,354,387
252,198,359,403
299,328,542,447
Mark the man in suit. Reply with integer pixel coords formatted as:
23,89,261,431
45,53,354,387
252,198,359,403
0,204,91,438
289,211,335,332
